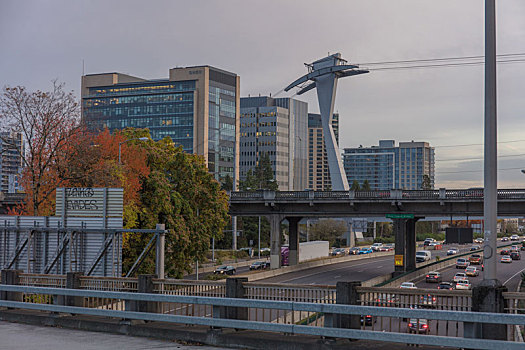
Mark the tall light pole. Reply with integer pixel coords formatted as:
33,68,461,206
119,137,148,164
483,0,498,285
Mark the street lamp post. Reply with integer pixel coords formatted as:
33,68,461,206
483,0,498,285
118,137,148,164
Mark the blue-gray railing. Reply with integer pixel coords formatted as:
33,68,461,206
0,284,524,349
230,188,525,201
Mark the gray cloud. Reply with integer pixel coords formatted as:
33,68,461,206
1,0,524,187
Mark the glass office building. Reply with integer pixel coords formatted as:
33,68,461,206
343,140,435,190
240,96,308,191
81,67,240,184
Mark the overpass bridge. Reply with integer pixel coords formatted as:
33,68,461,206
229,189,525,272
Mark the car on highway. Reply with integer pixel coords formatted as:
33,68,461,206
437,282,455,290
331,248,346,256
453,272,467,283
469,254,483,265
510,251,521,260
511,234,520,241
455,258,470,269
470,245,481,251
500,249,511,255
456,279,472,290
502,237,510,242
361,315,375,326
400,282,417,289
423,238,436,246
419,294,437,308
214,265,236,275
511,245,520,251
260,248,271,253
249,261,267,270
465,266,479,277
348,247,360,255
474,238,484,244
408,318,430,334
447,248,459,255
371,243,383,251
357,247,373,255
379,244,395,252
375,293,399,306
425,272,442,283
521,242,525,251
501,255,513,263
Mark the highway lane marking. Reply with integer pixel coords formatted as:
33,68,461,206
272,256,394,283
334,275,342,278
376,266,383,268
503,265,525,286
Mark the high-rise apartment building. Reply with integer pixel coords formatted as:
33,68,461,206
308,113,339,190
81,66,240,184
0,132,24,193
343,140,435,190
239,96,308,191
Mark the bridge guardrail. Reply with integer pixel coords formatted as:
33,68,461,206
1,284,524,349
230,189,525,201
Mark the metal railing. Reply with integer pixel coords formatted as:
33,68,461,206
1,285,524,349
153,279,226,297
244,282,336,303
80,276,138,292
19,273,66,288
230,188,525,201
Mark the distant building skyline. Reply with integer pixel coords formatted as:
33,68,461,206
0,132,24,193
343,140,435,190
81,66,240,184
239,96,308,191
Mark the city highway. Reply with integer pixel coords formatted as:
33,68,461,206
260,245,472,285
187,239,518,286
414,246,525,291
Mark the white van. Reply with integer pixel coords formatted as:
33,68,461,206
416,250,432,263
371,243,383,251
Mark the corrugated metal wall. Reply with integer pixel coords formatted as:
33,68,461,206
0,215,123,277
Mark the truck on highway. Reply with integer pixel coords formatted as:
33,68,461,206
281,241,329,266
416,250,432,263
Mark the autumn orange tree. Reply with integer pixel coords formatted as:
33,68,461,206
0,82,81,215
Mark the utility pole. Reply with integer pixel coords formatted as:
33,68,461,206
483,0,498,285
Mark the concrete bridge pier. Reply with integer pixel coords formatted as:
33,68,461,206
287,217,302,266
268,214,284,269
393,218,419,276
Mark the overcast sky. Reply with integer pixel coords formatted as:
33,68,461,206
1,0,525,188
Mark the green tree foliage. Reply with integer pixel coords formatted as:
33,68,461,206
361,179,371,191
350,180,360,191
421,175,432,190
239,153,278,191
308,219,347,246
234,152,278,249
121,129,229,277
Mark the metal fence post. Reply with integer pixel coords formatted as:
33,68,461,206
466,284,508,340
329,281,361,330
155,224,165,279
0,269,22,302
225,277,248,320
65,272,83,307
128,274,157,313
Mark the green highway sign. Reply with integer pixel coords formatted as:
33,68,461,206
386,213,415,219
